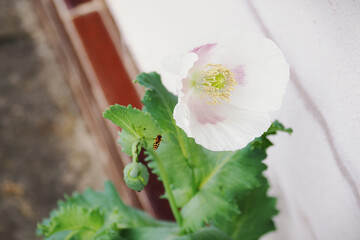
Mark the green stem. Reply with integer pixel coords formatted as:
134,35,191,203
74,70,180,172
173,129,197,194
148,149,182,226
174,126,188,159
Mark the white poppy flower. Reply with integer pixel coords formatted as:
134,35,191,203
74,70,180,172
168,33,289,151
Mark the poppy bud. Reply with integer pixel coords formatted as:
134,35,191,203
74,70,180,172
123,162,149,191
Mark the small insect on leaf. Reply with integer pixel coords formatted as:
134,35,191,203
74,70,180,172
153,135,162,150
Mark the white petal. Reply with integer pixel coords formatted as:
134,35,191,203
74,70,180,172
162,52,198,96
173,96,190,133
175,90,271,151
191,104,271,151
206,35,289,112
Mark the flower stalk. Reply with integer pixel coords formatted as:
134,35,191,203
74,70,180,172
148,148,183,227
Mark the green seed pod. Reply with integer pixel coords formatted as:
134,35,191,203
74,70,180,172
123,162,149,191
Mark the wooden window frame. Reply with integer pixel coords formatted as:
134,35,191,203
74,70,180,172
33,0,173,220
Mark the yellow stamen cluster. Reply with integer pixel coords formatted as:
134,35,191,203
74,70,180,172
196,63,237,105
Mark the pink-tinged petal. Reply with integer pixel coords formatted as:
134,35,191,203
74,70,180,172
190,43,218,70
187,91,225,125
232,65,246,85
188,102,271,151
191,43,217,57
175,89,270,151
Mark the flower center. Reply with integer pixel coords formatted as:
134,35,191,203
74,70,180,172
196,64,237,105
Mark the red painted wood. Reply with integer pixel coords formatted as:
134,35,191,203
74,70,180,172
72,12,174,221
73,12,141,108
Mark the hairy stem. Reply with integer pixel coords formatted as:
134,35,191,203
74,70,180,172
148,149,182,226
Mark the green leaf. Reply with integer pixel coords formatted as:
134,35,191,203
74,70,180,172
61,181,169,227
182,123,291,231
180,189,239,231
121,226,231,240
37,181,173,240
145,132,196,206
38,206,120,240
265,120,292,135
121,227,180,240
251,120,292,149
180,143,268,230
136,72,196,205
135,72,177,131
180,127,289,233
187,226,232,240
103,104,161,155
217,178,278,240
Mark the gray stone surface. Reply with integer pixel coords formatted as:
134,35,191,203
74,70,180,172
0,1,107,239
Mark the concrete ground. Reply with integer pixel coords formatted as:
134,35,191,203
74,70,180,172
0,0,108,239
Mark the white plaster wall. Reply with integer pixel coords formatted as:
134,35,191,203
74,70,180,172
106,0,360,239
